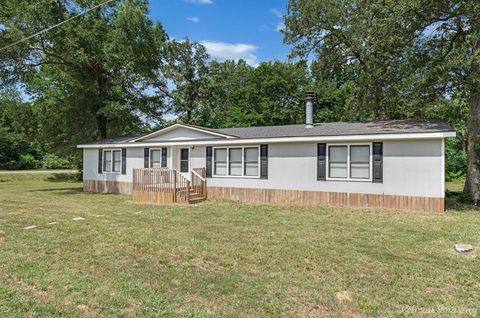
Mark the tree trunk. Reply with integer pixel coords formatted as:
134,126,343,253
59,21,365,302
465,21,480,204
95,66,108,140
465,85,480,204
96,113,108,140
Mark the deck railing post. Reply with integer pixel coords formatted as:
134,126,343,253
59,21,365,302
186,180,190,202
172,171,177,203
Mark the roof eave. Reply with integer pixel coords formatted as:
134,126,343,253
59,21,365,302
128,123,236,143
77,131,456,148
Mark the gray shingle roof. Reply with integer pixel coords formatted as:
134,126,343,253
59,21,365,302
212,119,454,139
80,119,454,145
84,134,146,145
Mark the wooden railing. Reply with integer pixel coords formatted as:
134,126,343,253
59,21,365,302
133,168,172,192
191,168,207,198
133,168,192,203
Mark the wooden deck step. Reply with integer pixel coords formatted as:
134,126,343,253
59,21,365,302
188,196,207,204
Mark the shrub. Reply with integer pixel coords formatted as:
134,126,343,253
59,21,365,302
457,191,474,204
0,129,30,169
445,140,467,182
19,154,41,170
42,154,72,169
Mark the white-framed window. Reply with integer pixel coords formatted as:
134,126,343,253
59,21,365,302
229,148,242,176
214,148,227,175
150,149,162,168
244,147,259,176
213,146,260,178
327,143,372,181
103,149,121,173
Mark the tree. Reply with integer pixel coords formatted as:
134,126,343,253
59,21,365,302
0,91,39,140
284,0,480,203
198,59,254,128
202,61,311,128
1,0,168,159
161,39,210,125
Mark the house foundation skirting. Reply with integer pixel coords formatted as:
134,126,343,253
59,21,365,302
207,186,444,212
83,180,132,194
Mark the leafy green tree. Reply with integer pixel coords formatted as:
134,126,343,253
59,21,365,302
0,92,39,140
201,60,311,128
284,0,480,203
197,59,254,128
0,127,39,169
230,61,311,127
161,39,210,125
1,0,168,160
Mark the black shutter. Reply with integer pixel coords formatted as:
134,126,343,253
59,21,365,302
206,146,212,178
260,144,268,179
98,149,103,174
144,148,150,168
121,148,127,175
317,143,326,181
161,147,167,167
373,142,383,183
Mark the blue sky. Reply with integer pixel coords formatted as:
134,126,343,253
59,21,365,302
149,0,290,66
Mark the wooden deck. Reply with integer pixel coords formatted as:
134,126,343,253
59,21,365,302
132,168,207,205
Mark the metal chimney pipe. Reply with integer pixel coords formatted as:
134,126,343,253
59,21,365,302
305,91,314,128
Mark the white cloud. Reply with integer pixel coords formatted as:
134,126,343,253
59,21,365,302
201,41,258,66
270,8,282,18
271,8,285,32
184,0,213,4
186,17,200,23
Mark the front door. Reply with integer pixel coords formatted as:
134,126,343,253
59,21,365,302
179,148,189,178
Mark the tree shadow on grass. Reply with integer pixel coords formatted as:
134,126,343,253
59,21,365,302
30,187,84,195
45,172,81,182
445,194,480,212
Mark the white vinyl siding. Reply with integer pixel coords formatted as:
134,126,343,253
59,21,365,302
327,144,372,181
213,146,260,178
103,149,121,173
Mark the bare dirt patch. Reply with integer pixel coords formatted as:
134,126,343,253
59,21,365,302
6,276,49,298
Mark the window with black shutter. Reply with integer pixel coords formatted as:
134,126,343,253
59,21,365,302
121,148,126,175
161,147,167,167
317,143,326,181
98,149,103,174
260,144,268,179
372,142,383,183
206,146,212,177
144,148,149,168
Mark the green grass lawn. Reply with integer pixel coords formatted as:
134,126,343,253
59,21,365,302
0,173,479,317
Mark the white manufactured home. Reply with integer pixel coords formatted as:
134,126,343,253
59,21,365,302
78,96,455,212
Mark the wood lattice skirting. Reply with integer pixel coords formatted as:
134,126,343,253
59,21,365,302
207,186,445,212
83,180,132,194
